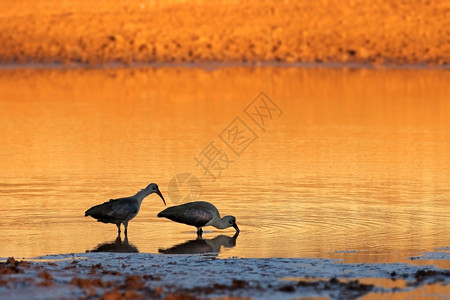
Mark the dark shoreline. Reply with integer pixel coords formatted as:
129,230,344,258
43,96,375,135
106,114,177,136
1,61,450,72
1,252,449,299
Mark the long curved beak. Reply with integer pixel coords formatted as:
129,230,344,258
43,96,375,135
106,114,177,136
233,222,240,233
156,189,166,206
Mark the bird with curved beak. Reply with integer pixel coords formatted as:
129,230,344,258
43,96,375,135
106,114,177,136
157,201,239,236
85,183,165,236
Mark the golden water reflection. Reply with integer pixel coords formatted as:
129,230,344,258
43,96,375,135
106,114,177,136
0,66,449,267
159,233,239,255
88,236,139,253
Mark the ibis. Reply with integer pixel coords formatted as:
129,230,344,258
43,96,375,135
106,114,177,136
85,183,165,236
157,201,239,236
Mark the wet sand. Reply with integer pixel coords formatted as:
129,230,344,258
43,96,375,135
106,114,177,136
1,252,449,299
1,0,449,65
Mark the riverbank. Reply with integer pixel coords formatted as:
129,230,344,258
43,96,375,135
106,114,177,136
1,0,449,66
1,251,449,299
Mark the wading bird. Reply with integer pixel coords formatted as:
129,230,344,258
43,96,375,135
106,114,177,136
85,183,165,236
157,201,239,236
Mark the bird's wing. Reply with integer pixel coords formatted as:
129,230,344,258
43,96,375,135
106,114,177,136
85,198,138,222
108,199,138,219
158,206,213,228
183,208,213,227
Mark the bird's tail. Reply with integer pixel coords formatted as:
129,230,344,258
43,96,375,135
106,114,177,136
157,209,171,218
85,204,102,217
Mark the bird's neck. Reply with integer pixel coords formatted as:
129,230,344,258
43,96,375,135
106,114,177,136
212,217,228,230
134,189,151,204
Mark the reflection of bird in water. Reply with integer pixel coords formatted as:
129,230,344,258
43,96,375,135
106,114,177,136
159,232,239,255
88,235,139,253
157,201,239,236
85,183,166,236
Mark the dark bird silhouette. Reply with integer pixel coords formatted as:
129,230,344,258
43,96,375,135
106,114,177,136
88,235,139,253
85,183,165,236
159,232,239,255
157,201,239,236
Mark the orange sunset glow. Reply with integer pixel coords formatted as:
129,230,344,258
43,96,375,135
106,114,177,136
1,1,449,299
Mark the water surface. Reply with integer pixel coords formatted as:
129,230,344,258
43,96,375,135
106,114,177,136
0,66,449,266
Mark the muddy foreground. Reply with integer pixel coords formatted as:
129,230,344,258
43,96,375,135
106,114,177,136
1,0,449,66
1,251,449,299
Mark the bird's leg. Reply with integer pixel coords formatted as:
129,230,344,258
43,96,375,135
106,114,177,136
116,224,121,235
196,227,203,237
124,222,128,236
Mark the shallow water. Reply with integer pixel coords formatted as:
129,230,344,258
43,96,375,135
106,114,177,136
0,66,449,266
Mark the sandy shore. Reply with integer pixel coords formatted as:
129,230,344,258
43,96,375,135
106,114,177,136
0,0,449,66
1,251,449,299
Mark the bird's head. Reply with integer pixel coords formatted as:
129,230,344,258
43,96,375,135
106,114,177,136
146,183,166,206
221,215,239,232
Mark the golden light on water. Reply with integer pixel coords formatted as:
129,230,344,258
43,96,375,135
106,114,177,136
0,67,449,268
